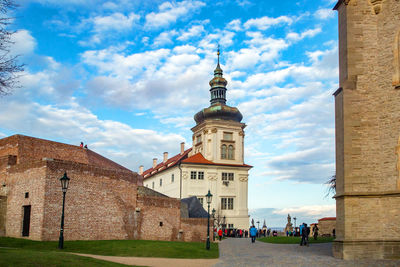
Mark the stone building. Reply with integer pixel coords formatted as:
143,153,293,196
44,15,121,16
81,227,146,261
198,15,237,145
0,134,208,242
333,0,400,260
142,51,252,230
317,217,336,237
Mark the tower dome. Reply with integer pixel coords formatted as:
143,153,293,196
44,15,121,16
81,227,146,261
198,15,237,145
194,47,243,125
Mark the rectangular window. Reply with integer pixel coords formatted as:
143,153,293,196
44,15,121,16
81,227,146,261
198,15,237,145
171,174,174,183
228,198,234,209
196,135,201,144
223,132,233,141
198,197,203,206
198,171,204,180
160,179,162,187
221,198,234,210
191,171,197,179
222,173,234,181
228,224,234,228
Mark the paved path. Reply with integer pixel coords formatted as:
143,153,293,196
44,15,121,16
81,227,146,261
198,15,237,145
75,239,400,267
213,238,400,267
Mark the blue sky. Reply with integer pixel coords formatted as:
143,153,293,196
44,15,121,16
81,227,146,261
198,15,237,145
0,0,338,227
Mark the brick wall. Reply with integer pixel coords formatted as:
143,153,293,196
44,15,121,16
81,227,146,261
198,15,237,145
5,163,47,240
180,218,209,242
0,196,6,236
0,135,130,172
136,195,181,241
0,135,209,243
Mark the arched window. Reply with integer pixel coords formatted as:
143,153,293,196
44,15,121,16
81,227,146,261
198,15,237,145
228,145,234,159
221,144,227,159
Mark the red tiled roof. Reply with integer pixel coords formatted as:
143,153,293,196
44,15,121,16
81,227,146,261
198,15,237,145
182,152,253,168
318,217,336,222
143,148,192,180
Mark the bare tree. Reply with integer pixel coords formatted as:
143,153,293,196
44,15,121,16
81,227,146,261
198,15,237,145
0,0,23,96
325,174,336,197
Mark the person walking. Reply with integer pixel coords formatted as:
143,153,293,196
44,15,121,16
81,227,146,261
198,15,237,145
313,224,319,240
300,223,308,246
218,228,223,241
250,225,257,243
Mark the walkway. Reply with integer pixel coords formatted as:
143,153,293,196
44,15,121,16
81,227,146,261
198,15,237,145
76,239,400,267
213,238,400,267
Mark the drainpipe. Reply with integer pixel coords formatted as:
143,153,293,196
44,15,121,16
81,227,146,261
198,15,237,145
178,162,182,199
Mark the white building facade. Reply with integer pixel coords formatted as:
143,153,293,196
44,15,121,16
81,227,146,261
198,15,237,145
141,52,251,229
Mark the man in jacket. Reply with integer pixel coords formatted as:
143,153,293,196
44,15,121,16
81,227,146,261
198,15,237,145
250,226,257,243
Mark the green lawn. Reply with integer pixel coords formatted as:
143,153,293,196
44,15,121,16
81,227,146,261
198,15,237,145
0,248,131,267
257,236,334,244
0,237,219,259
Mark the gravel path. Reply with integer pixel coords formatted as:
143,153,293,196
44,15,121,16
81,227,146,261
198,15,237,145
73,253,219,267
212,238,400,267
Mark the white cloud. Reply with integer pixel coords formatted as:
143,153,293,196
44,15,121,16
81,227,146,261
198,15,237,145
314,8,335,20
177,25,205,41
10,30,37,56
226,19,242,31
273,204,335,217
153,30,178,47
145,0,206,29
286,28,322,42
244,15,293,30
92,12,139,32
0,99,185,171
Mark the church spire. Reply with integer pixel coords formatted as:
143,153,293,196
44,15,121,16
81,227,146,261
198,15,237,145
209,46,227,105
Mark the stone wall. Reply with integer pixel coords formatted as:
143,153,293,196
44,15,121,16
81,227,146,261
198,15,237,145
0,196,6,236
334,0,400,260
0,135,131,173
136,195,181,241
0,135,209,243
180,218,209,242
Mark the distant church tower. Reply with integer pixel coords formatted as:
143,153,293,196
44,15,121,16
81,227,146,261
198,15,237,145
333,0,400,260
191,47,246,165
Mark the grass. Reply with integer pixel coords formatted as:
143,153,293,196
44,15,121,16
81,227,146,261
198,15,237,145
257,236,335,244
0,248,131,267
0,237,219,259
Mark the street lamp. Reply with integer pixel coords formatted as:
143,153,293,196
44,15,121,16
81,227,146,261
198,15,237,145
294,217,297,228
205,190,213,250
58,172,70,249
256,221,260,230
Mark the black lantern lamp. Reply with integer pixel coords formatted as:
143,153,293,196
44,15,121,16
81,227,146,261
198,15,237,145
205,189,213,250
58,172,70,249
60,172,70,193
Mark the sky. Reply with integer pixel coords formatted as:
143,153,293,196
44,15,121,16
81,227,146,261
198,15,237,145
0,0,338,227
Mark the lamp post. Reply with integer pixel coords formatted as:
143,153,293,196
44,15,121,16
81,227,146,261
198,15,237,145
58,172,70,249
205,190,213,250
256,220,260,230
294,217,297,228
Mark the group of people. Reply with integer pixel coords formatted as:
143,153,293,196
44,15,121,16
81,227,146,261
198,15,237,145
216,228,249,240
79,142,88,149
215,226,273,243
